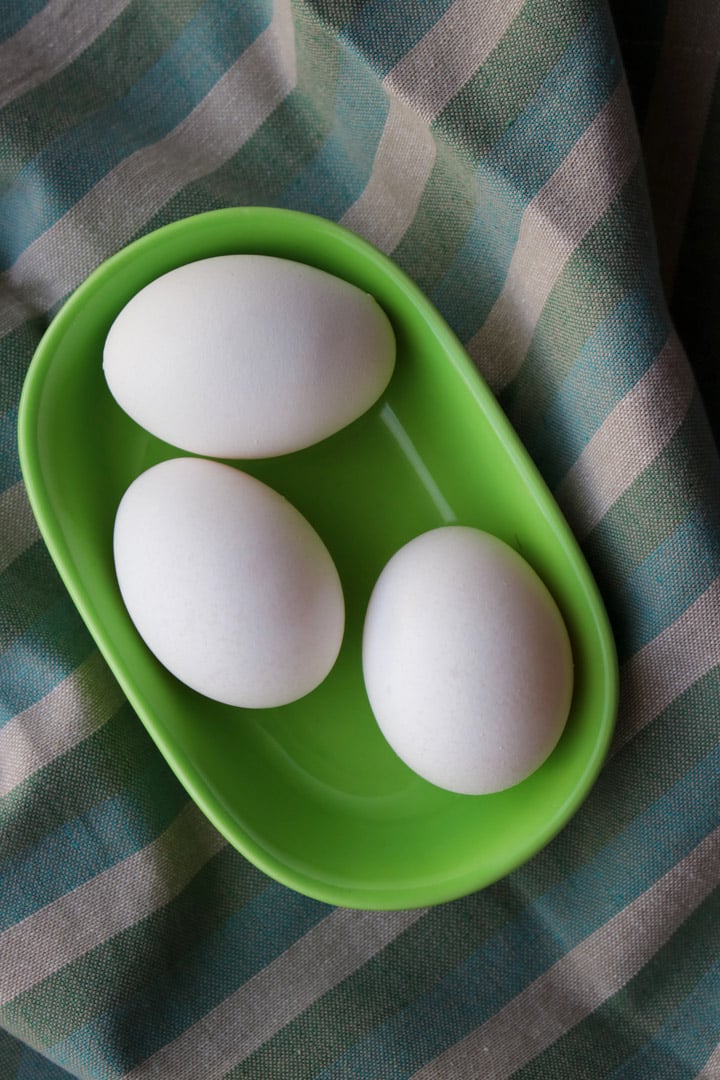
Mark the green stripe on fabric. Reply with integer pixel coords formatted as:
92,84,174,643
392,4,611,298
229,667,720,1078
0,542,69,653
0,1027,24,1078
340,0,456,78
315,782,719,1078
543,664,720,877
6,1043,73,1078
0,772,190,932
503,165,662,435
436,0,594,157
513,883,720,1079
0,1,275,264
0,600,97,725
0,847,266,1049
0,702,144,849
300,0,368,33
583,394,718,585
140,6,342,233
225,889,529,1080
0,0,295,320
390,141,478,292
0,0,45,43
0,0,206,197
53,887,338,1076
609,961,720,1078
274,45,389,219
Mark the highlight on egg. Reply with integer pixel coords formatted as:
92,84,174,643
113,457,345,708
103,254,396,458
362,526,574,795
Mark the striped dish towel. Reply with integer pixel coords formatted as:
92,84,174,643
1,1,719,1077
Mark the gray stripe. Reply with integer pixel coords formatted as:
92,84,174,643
0,651,125,797
384,0,525,121
0,0,133,109
413,825,720,1079
613,575,720,753
555,335,694,540
468,81,639,394
123,907,426,1078
641,0,720,294
0,482,39,574
0,0,297,338
0,802,225,1005
339,95,436,254
341,0,526,257
697,1041,720,1078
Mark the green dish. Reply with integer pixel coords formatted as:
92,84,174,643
18,207,618,910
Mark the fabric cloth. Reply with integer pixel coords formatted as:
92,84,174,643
1,1,719,1076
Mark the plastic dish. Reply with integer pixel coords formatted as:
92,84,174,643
18,208,618,910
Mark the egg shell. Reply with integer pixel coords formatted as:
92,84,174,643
103,254,396,458
362,526,574,795
113,457,345,708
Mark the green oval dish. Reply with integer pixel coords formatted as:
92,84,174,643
17,207,618,910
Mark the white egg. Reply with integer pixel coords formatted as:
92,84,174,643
103,254,396,458
113,457,345,708
362,526,573,795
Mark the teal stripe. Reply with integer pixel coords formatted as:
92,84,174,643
0,602,93,727
429,8,621,341
341,0,455,75
0,759,186,930
0,703,148,861
0,845,265,1047
583,396,719,596
515,882,720,1079
0,1,208,201
608,953,720,1079
0,0,272,270
15,1044,74,1079
0,1026,24,1078
0,0,45,43
50,883,331,1076
0,542,68,655
278,48,389,218
317,746,720,1078
534,290,671,488
613,498,720,659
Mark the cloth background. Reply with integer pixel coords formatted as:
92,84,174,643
1,1,719,1076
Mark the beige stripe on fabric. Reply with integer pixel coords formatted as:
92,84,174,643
468,80,639,394
0,0,297,338
0,651,125,797
642,0,720,294
0,802,225,1005
555,335,695,540
341,0,523,254
0,482,40,574
383,0,526,121
413,825,720,1079
0,0,133,109
339,95,436,254
697,1041,720,1078
123,907,426,1079
613,576,720,752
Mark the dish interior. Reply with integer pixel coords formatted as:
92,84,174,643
18,208,618,909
